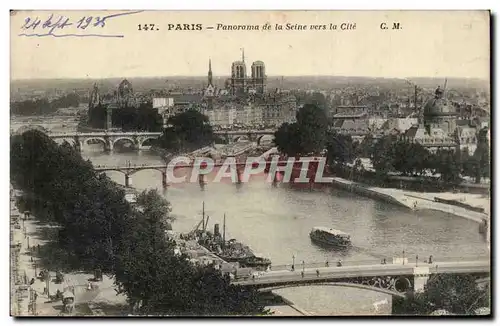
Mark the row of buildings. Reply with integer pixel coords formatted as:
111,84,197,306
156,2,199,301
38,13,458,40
153,52,297,128
330,87,489,155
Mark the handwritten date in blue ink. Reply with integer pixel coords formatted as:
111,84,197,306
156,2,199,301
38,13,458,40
19,11,143,38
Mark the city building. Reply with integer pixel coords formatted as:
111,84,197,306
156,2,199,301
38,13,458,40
152,97,175,128
226,49,267,96
331,105,370,116
402,86,480,153
260,94,297,126
234,105,263,126
205,107,236,126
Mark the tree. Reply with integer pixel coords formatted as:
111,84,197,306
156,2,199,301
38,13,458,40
434,149,462,185
325,131,355,165
370,135,396,175
394,274,490,315
274,122,303,156
157,110,215,153
273,103,327,156
472,128,490,183
357,133,374,158
11,129,267,315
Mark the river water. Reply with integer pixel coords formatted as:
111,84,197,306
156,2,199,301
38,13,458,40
15,118,489,315
83,149,488,315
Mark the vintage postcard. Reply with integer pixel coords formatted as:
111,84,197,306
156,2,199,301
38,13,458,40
10,10,490,317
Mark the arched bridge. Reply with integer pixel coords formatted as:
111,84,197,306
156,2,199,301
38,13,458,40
48,131,162,152
46,129,277,151
232,259,490,297
214,130,276,145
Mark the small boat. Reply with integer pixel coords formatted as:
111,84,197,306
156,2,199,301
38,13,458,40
309,226,351,248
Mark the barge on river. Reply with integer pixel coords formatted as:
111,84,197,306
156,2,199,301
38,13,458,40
183,202,272,271
309,226,352,248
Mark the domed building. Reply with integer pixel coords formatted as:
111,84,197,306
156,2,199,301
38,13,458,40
403,86,461,153
422,86,458,135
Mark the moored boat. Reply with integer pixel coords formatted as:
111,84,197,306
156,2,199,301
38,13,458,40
309,226,351,248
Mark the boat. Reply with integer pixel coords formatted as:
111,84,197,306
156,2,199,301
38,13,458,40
188,203,272,271
309,226,351,248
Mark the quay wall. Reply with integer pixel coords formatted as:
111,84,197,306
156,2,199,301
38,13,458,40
330,177,412,210
434,197,486,213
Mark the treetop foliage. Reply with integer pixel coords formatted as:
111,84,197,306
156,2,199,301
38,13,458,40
156,110,216,153
10,129,267,315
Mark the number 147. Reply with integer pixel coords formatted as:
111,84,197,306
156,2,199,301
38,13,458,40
138,24,157,31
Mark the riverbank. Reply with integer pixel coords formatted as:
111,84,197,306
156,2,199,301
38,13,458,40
10,190,127,316
330,177,489,224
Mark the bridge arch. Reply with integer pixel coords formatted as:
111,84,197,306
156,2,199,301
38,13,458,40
139,137,158,147
257,281,408,298
85,137,107,145
52,137,77,146
257,134,275,146
113,137,137,150
233,135,250,143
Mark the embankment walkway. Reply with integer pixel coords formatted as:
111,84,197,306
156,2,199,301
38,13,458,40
330,177,489,224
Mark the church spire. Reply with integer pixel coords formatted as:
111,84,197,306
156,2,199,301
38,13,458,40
208,58,213,86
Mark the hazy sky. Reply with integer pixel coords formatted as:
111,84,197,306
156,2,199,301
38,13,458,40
10,10,490,80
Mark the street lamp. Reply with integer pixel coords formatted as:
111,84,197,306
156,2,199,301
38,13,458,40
292,254,295,271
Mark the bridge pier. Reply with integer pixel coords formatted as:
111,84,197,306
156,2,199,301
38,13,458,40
73,137,82,153
104,140,114,152
161,172,168,189
199,174,206,187
125,174,132,188
236,166,242,184
412,266,430,293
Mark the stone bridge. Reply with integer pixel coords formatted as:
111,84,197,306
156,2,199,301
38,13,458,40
214,130,276,145
48,132,162,152
232,259,490,298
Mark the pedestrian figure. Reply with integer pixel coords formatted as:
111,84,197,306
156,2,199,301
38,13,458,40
29,278,35,285
316,269,320,277
337,260,343,267
37,244,40,253
381,258,387,265
291,265,295,271
428,255,433,264
252,274,255,281
325,260,329,267
301,271,304,278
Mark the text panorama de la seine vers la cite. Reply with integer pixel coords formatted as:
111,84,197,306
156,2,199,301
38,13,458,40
159,22,401,31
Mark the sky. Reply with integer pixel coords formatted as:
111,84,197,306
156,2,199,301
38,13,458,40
10,10,490,80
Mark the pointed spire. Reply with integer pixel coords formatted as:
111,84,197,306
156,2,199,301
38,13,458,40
208,58,213,86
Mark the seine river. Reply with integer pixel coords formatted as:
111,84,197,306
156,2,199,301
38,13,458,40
14,117,488,315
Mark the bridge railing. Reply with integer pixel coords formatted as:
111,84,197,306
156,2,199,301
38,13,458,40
268,255,490,272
